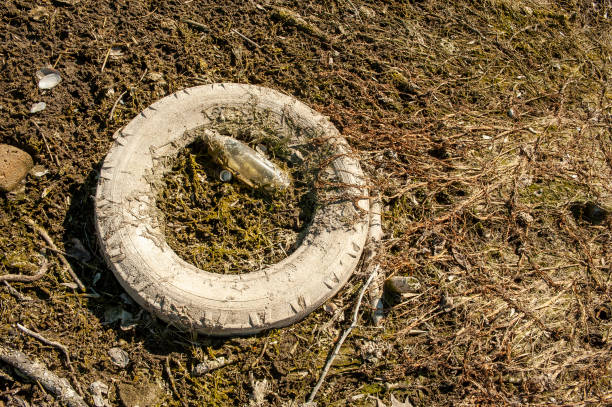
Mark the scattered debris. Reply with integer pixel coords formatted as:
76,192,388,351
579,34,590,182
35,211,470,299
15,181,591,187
29,101,46,113
0,144,33,192
89,381,110,407
36,67,62,90
248,373,269,406
108,347,130,368
0,345,86,407
360,340,390,364
192,356,232,375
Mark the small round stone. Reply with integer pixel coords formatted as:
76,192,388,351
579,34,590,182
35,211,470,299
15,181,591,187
0,144,33,192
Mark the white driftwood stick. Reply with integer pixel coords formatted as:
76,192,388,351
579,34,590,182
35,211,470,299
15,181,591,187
0,345,86,407
307,265,379,403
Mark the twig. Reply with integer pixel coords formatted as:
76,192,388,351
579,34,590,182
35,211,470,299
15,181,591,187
0,259,48,283
165,355,188,407
100,47,111,73
31,121,60,167
16,323,71,365
26,219,86,291
181,18,210,32
3,281,33,301
108,89,128,122
0,345,86,407
231,28,261,48
16,323,83,396
249,340,269,370
307,265,379,403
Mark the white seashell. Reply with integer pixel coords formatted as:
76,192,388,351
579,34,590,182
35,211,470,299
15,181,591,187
36,67,62,89
30,102,46,113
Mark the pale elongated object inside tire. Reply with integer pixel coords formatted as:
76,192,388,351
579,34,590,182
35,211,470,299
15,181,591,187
95,83,370,336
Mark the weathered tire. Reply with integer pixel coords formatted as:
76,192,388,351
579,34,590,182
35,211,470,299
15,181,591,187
95,83,369,336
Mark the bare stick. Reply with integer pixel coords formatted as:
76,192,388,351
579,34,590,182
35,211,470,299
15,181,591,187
307,265,379,403
165,355,188,407
16,323,71,364
231,28,261,48
16,323,83,396
100,47,111,73
3,281,33,301
108,90,128,122
0,345,86,407
31,120,60,167
26,219,86,291
181,18,210,32
0,259,48,283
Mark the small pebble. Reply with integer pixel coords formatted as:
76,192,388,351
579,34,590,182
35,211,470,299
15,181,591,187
507,107,516,119
108,347,130,368
0,144,33,192
29,102,46,113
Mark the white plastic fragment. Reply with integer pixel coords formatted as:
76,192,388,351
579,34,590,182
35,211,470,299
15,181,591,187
30,102,46,113
202,129,290,191
36,67,62,90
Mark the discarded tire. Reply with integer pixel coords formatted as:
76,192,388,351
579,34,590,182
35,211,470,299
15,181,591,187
95,83,369,336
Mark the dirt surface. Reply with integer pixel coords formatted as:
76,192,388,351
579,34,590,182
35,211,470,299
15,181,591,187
0,0,611,406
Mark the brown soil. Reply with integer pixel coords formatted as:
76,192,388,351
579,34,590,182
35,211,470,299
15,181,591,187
0,1,611,406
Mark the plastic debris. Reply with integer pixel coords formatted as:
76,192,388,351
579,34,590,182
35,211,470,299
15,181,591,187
36,67,62,90
108,347,129,368
202,129,290,191
30,102,46,113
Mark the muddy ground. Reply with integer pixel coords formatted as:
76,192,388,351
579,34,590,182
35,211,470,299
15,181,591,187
0,0,611,406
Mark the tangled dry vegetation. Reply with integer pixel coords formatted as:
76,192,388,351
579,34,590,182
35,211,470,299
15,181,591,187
0,0,610,406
